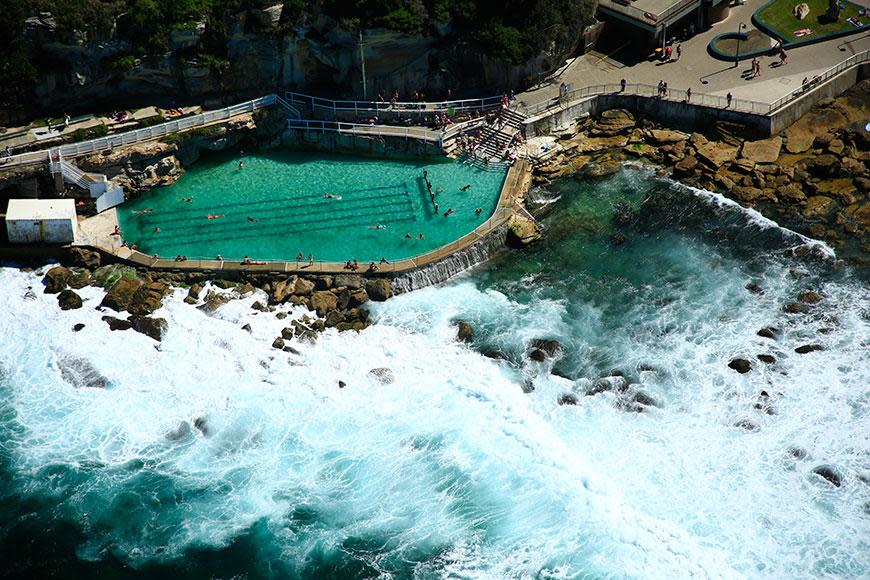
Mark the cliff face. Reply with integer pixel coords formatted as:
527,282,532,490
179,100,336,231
12,12,585,122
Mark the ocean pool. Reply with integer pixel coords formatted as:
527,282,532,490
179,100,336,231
117,150,507,263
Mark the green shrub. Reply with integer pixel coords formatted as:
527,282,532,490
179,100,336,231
376,8,424,34
138,113,166,127
70,123,109,141
106,55,136,71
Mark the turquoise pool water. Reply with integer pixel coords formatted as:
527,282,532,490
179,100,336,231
117,150,507,263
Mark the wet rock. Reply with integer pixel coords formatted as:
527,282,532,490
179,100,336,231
557,393,578,406
102,315,133,331
757,354,776,364
58,355,109,389
811,465,842,487
745,281,764,295
92,264,137,289
591,109,635,136
506,213,542,247
251,300,268,312
695,141,738,169
310,290,338,317
338,380,346,389
241,323,252,333
272,337,285,349
631,390,658,408
236,282,256,297
795,344,824,354
316,276,333,290
645,129,689,144
530,339,561,358
72,323,85,332
754,390,776,415
586,376,627,396
809,154,839,177
456,321,474,343
368,367,395,384
798,291,822,304
131,316,168,341
348,289,369,308
728,358,752,374
480,348,507,361
324,310,345,327
776,183,806,203
197,290,233,314
57,289,83,310
64,247,101,268
166,421,192,441
365,279,392,302
67,268,92,290
334,274,364,290
293,277,316,296
787,446,808,460
802,196,836,219
129,281,169,315
783,302,809,314
101,277,143,312
188,284,203,300
740,136,783,164
550,367,575,380
193,417,210,437
734,418,760,432
673,155,698,177
270,277,296,303
44,266,71,293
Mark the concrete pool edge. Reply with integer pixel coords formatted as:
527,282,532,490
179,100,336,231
75,159,532,277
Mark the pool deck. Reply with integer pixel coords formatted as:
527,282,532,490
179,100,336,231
74,159,532,275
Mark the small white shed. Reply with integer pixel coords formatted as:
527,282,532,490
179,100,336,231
5,199,78,244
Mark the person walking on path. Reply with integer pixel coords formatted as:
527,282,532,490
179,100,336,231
779,47,788,65
675,44,682,61
726,92,733,108
686,87,692,102
662,82,668,98
620,78,626,92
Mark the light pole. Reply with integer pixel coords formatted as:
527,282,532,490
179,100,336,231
734,22,747,68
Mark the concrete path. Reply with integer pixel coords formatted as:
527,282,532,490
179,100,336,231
518,0,870,108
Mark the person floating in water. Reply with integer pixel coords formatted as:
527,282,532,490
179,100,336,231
369,224,387,230
475,207,482,216
323,192,341,199
207,214,225,220
443,208,454,217
460,184,471,191
132,209,154,214
238,161,244,169
405,233,412,239
418,233,425,240
247,216,257,222
179,197,193,203
153,227,161,233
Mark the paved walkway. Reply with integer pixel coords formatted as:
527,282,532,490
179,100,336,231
518,0,870,107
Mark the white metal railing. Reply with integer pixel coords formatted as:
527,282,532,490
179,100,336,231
769,49,869,112
441,117,488,142
284,91,503,118
275,95,302,119
286,119,441,142
2,95,278,168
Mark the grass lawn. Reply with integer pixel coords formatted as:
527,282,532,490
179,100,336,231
754,0,868,42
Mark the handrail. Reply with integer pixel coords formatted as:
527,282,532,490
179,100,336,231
285,91,504,116
286,119,441,142
768,49,869,112
2,95,278,168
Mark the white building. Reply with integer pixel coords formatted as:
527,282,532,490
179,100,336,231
5,199,78,244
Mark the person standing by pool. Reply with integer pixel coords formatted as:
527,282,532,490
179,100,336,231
308,254,314,267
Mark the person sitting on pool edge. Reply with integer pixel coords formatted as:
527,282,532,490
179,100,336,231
242,255,252,265
367,262,378,273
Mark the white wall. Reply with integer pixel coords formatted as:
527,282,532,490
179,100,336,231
7,218,76,244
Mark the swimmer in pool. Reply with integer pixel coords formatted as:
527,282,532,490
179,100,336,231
323,193,341,200
132,209,154,214
207,214,225,220
405,233,412,239
247,216,257,222
460,184,471,191
179,197,193,203
475,207,482,215
369,224,387,230
238,161,244,169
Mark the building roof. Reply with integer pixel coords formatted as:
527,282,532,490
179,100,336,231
5,198,77,221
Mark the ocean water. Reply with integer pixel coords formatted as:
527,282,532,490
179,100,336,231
117,150,507,263
0,167,868,579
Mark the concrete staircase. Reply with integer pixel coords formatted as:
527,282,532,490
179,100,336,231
472,108,526,162
49,151,124,213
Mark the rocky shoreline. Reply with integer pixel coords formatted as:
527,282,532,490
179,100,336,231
36,247,392,346
529,80,870,268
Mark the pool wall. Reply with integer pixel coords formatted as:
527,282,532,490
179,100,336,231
281,129,443,157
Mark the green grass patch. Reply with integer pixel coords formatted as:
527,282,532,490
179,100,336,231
754,0,867,41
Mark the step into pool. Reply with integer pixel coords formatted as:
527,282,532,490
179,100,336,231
117,149,508,263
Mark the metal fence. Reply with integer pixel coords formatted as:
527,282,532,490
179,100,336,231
284,91,503,117
286,119,441,142
2,95,278,168
768,49,869,112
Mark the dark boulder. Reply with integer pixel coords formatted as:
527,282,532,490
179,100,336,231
728,358,752,373
811,465,842,487
557,393,578,406
166,421,192,441
365,278,392,302
102,277,143,312
64,247,101,268
193,417,210,437
338,380,346,389
44,266,71,294
67,268,92,290
757,327,779,340
757,354,776,364
631,390,658,408
241,323,252,333
129,281,169,315
798,291,822,304
787,446,808,460
72,323,85,332
528,339,561,361
333,274,365,290
102,315,133,331
795,344,824,354
456,321,474,343
131,316,168,341
272,337,285,349
745,281,764,295
57,289,83,310
783,302,809,314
